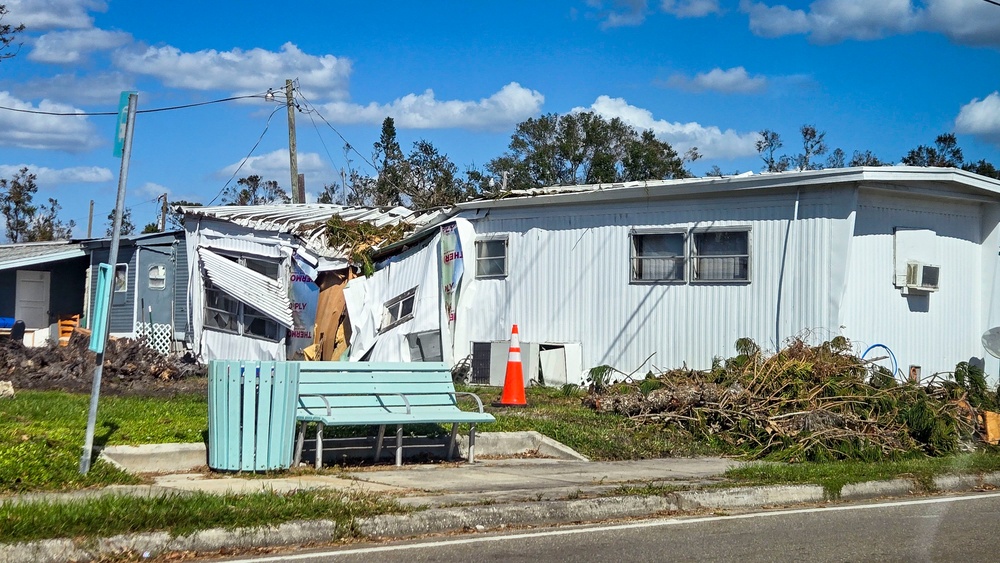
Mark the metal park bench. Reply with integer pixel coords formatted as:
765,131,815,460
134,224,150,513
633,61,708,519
293,361,496,468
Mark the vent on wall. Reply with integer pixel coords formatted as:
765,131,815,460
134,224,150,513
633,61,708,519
904,261,940,294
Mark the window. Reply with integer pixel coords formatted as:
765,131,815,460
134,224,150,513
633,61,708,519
631,232,686,282
202,252,283,342
691,229,750,282
476,237,507,279
113,264,128,292
630,227,750,284
381,287,417,332
148,264,166,290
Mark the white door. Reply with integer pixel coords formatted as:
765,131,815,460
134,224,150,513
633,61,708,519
15,270,50,328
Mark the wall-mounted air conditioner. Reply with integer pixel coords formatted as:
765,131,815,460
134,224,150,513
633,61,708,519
903,261,940,294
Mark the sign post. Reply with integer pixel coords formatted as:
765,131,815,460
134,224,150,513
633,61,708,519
80,91,137,474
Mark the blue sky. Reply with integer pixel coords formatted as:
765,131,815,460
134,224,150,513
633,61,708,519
1,0,999,233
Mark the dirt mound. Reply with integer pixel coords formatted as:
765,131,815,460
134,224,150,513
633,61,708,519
0,330,206,397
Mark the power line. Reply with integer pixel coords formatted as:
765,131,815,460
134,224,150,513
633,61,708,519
983,0,1000,7
206,104,286,206
0,92,281,117
293,90,380,175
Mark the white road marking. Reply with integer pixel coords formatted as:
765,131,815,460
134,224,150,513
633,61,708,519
221,491,1000,562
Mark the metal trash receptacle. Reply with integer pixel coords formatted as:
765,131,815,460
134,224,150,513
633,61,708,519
207,360,300,471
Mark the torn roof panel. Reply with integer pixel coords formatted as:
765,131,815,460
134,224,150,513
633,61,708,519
180,204,449,259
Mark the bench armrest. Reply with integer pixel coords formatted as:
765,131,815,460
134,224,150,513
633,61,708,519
452,391,486,413
298,392,412,416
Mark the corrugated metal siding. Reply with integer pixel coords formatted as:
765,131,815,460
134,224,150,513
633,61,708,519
463,187,854,373
840,192,983,376
198,248,293,327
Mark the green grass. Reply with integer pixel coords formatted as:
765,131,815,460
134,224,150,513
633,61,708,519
468,385,719,460
725,450,1000,498
0,390,207,493
0,489,407,544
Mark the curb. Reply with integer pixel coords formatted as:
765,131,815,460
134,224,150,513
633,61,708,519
3,472,1000,562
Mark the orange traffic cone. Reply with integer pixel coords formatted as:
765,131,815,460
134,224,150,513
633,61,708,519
494,324,527,407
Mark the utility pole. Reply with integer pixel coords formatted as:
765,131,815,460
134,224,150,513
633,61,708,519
286,79,299,203
341,168,347,204
158,193,167,231
86,200,94,238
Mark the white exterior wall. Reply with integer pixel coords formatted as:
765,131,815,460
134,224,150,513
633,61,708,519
840,189,998,378
184,217,293,361
346,236,443,362
457,186,856,376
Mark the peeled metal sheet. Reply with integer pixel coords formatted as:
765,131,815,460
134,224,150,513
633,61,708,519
198,247,293,328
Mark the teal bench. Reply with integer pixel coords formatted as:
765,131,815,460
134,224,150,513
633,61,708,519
293,361,496,468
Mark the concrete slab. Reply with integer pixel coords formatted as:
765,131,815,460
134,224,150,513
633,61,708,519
100,443,207,474
150,473,406,496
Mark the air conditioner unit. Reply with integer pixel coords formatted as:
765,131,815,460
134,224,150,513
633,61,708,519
904,261,940,294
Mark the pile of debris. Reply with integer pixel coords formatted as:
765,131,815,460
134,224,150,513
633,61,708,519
583,337,997,461
0,329,205,396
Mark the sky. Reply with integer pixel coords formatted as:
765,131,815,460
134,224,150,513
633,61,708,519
1,0,999,235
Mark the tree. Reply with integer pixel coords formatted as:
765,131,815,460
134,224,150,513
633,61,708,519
27,198,74,241
404,140,466,208
106,207,135,237
0,4,24,62
488,112,688,190
167,200,201,229
825,147,845,169
756,129,790,172
222,175,290,206
0,167,37,242
902,133,964,168
141,222,159,234
793,125,827,171
622,130,687,182
372,118,406,207
964,159,1000,180
849,150,886,167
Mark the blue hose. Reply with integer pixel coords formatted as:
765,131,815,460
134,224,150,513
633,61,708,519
861,344,900,381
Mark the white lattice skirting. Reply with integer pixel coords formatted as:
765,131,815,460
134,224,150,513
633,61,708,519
135,322,173,356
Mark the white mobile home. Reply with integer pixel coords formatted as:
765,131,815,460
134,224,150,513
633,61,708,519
345,167,1000,386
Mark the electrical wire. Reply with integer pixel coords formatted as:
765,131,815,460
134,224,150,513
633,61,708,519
0,92,282,117
984,0,1000,7
206,104,285,206
293,90,380,174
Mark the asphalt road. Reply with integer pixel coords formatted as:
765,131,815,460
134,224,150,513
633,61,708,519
215,492,1000,563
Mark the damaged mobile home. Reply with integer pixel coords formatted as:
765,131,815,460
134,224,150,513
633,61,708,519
346,167,1000,386
181,204,442,362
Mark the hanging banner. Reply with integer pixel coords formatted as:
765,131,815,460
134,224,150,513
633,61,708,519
440,223,464,341
287,258,320,358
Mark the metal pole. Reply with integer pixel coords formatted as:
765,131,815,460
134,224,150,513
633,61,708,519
159,193,167,231
286,79,299,203
86,200,94,238
80,92,137,475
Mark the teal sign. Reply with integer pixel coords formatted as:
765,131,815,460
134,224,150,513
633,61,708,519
88,264,112,353
113,91,135,157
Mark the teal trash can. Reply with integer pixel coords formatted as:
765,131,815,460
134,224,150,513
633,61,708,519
208,360,300,471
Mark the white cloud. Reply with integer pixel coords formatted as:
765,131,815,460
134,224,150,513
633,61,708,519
319,82,545,131
20,72,133,105
661,0,721,18
575,95,760,159
5,0,105,31
955,92,1000,145
0,164,112,185
739,0,1000,46
136,182,171,200
587,0,649,29
29,28,131,63
113,42,352,99
218,150,331,183
0,91,100,152
667,66,767,93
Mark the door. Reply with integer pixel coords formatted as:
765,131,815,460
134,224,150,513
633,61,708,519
135,247,174,328
15,270,50,329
